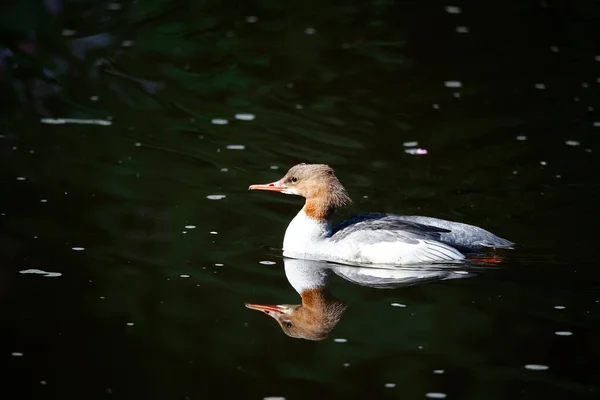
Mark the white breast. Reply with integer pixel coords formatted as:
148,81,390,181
282,209,331,260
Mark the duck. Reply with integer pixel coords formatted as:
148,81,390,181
249,163,514,265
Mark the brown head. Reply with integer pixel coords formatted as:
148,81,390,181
245,289,346,341
249,163,352,220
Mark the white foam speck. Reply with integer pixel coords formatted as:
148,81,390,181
453,92,461,98
20,269,62,278
593,122,600,127
555,331,573,336
391,303,407,307
260,261,276,265
12,352,24,357
134,142,141,147
456,26,469,33
41,118,112,126
220,168,228,172
403,141,418,147
90,96,99,101
433,369,445,374
534,83,546,89
565,140,580,146
304,27,316,35
226,144,245,150
432,104,440,109
333,338,347,343
270,165,279,170
550,46,559,52
384,383,396,388
121,40,134,47
207,194,226,200
516,135,527,141
245,16,258,23
554,305,566,309
585,148,592,152
211,118,229,125
445,6,462,14
185,225,196,229
40,199,47,203
595,55,600,62
126,322,134,326
525,364,549,371
343,363,350,367
62,29,77,36
16,177,26,181
210,231,218,235
215,263,224,267
426,393,447,399
234,113,255,121
72,247,85,251
444,80,462,88
263,397,286,400
540,161,547,166
40,381,47,385
180,274,190,278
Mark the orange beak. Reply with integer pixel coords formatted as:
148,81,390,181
245,303,285,315
248,181,286,192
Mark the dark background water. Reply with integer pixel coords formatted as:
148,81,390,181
1,0,599,399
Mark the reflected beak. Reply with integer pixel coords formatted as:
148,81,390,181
248,181,286,192
245,303,285,316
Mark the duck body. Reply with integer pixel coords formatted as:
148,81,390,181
250,164,514,266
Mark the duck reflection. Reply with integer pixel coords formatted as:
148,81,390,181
246,258,471,341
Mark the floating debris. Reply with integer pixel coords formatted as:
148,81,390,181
246,16,258,23
525,364,549,371
211,118,228,125
554,305,566,310
333,338,348,343
180,274,190,278
444,81,462,88
304,27,316,35
41,118,112,126
445,6,462,14
391,303,407,307
456,26,469,33
534,83,546,90
403,141,418,147
234,113,255,121
565,140,580,146
433,370,445,374
207,194,226,200
72,247,85,251
426,393,447,399
259,261,276,265
19,269,62,278
405,148,428,155
555,331,573,336
185,225,196,229
226,145,245,150
384,383,396,388
516,135,527,141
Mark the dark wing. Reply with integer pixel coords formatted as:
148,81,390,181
331,213,452,244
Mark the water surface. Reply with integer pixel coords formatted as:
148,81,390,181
1,1,599,399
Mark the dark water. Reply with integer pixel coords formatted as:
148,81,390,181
2,0,600,399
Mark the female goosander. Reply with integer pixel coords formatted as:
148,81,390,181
249,163,514,265
245,258,471,340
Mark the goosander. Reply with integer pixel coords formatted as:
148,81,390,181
249,163,514,265
245,258,472,340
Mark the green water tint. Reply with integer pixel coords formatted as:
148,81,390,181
1,0,599,399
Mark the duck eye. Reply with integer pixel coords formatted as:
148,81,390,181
291,177,298,183
284,321,293,328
